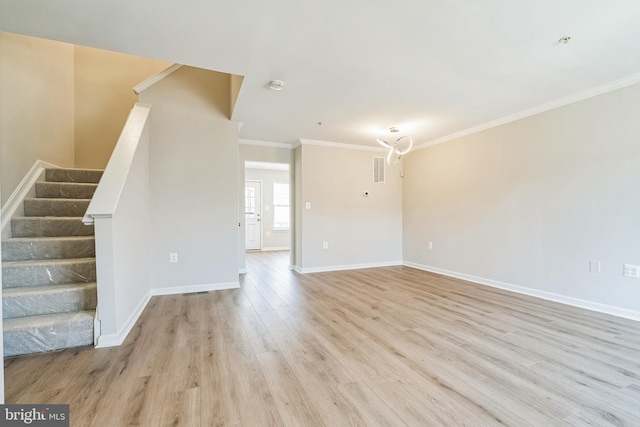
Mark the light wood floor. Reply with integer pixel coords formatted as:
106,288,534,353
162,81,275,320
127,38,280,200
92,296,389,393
4,251,640,426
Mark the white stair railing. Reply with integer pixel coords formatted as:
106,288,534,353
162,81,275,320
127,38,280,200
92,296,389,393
83,102,152,347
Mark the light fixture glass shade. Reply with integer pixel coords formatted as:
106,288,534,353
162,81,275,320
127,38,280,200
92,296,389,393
377,134,413,165
394,135,413,155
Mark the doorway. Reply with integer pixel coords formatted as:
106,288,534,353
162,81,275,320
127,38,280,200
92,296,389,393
243,161,291,255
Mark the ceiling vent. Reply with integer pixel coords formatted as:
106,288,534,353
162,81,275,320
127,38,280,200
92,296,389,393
373,157,385,183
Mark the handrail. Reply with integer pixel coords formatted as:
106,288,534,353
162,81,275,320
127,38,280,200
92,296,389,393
133,64,183,95
83,103,151,225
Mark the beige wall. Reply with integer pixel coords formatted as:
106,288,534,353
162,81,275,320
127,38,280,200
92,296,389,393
0,32,75,205
74,46,169,169
297,143,403,271
0,32,172,206
245,168,291,250
140,66,240,289
294,146,303,269
403,83,640,314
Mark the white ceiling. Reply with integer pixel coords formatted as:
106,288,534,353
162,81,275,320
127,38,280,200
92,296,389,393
3,0,640,148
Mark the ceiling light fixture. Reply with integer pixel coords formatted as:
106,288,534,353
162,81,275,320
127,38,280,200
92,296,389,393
268,80,285,90
377,127,413,165
559,36,572,44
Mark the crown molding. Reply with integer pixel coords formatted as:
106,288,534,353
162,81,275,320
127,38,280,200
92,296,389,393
299,138,387,152
238,139,295,149
245,161,289,171
414,72,640,151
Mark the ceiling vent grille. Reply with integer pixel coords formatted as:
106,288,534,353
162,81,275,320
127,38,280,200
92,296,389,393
373,157,385,183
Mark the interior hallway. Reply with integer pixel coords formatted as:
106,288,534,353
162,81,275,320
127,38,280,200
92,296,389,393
3,250,640,426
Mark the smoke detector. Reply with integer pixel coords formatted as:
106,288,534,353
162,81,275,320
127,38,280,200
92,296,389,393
269,80,285,91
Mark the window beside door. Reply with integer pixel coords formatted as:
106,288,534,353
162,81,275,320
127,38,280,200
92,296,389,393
245,186,256,217
273,182,290,230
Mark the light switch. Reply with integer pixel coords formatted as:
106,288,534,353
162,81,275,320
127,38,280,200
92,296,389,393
306,202,311,209
623,264,640,278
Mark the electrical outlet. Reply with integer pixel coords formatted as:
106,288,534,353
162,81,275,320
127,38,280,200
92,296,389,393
169,253,178,263
428,242,433,250
589,260,601,273
623,264,640,278
322,242,328,250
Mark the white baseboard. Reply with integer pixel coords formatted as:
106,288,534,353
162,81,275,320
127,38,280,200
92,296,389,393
298,260,402,274
1,160,58,239
261,247,290,252
403,261,640,322
239,268,248,274
150,281,240,296
96,292,151,348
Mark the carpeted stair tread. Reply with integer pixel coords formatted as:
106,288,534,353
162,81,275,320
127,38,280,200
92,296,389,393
2,236,95,261
11,216,94,237
35,182,98,199
2,167,101,356
3,283,97,318
3,258,96,288
23,198,91,217
3,310,95,357
45,168,103,184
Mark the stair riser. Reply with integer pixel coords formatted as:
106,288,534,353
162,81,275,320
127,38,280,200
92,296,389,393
2,238,95,262
24,199,90,217
12,218,94,237
46,168,103,184
36,182,98,199
3,312,94,357
2,260,96,288
3,286,97,319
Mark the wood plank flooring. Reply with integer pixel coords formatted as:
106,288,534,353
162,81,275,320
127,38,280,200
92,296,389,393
4,251,640,426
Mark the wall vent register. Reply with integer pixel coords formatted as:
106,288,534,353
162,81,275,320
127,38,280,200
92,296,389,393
373,157,385,183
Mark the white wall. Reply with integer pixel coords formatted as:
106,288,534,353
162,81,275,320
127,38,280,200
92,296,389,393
245,168,291,250
112,125,151,335
140,66,240,291
296,142,403,272
0,32,75,205
0,181,3,402
403,83,640,317
91,108,152,344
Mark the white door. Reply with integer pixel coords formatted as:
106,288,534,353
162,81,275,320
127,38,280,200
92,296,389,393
245,181,262,250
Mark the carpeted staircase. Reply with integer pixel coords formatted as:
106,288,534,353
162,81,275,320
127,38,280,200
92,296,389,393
2,168,103,357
